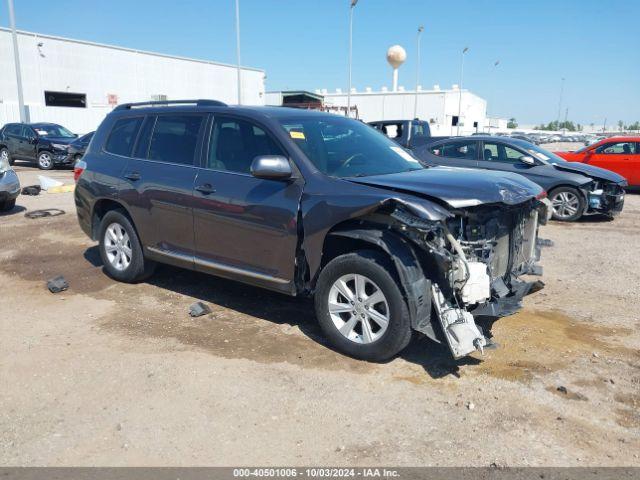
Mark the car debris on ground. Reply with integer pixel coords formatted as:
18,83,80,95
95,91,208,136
189,301,212,317
46,275,69,293
25,209,66,219
21,185,41,196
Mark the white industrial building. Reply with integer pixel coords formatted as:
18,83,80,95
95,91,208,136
319,85,490,136
0,28,266,133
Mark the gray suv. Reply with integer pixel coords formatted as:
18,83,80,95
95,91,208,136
75,100,547,361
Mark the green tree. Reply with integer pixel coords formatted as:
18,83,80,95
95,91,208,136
507,117,518,129
627,121,640,131
618,120,624,132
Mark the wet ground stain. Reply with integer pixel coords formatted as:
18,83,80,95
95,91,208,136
466,310,636,383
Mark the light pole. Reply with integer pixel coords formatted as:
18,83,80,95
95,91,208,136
7,0,26,122
556,77,565,131
413,25,424,119
487,60,499,133
347,0,357,118
456,46,468,136
235,0,242,105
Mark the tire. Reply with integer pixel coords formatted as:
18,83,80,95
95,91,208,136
98,210,155,283
314,250,412,362
549,186,585,222
0,147,12,166
37,151,54,170
0,199,16,212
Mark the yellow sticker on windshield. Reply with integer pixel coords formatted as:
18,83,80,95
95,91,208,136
289,130,305,140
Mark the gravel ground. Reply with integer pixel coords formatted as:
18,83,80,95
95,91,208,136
1,164,638,466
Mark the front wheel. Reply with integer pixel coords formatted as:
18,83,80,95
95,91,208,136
549,186,585,221
314,250,411,362
98,210,155,283
37,151,54,170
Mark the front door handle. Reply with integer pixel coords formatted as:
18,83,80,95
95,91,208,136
195,183,216,194
124,172,141,181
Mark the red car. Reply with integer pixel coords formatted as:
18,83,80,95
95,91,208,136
556,136,640,187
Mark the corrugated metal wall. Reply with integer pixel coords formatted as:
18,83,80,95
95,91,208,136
0,29,266,133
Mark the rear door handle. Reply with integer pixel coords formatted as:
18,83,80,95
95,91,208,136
124,172,141,181
195,183,216,194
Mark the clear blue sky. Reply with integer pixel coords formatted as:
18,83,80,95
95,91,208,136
2,0,639,125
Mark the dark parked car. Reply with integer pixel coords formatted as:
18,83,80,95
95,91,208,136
415,136,626,221
368,119,435,149
0,122,77,170
66,131,94,165
75,100,548,362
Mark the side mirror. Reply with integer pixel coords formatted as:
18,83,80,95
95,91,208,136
250,155,292,180
520,155,535,165
29,136,38,144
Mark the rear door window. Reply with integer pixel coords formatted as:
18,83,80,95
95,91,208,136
430,140,478,159
5,125,22,136
482,142,526,163
105,117,143,156
147,114,204,165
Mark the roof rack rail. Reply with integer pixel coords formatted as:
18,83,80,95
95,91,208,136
114,99,227,111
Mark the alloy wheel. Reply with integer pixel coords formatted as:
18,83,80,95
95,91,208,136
551,191,580,219
328,273,390,344
104,223,132,271
38,153,52,169
0,149,8,162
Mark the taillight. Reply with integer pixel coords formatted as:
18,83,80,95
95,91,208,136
74,159,87,182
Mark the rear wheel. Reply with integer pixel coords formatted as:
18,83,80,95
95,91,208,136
549,186,585,221
98,210,155,282
37,151,54,170
314,250,411,361
0,199,16,212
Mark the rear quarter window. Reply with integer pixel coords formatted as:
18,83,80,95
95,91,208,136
104,117,143,157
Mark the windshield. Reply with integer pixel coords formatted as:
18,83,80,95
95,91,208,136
33,124,75,138
511,140,567,164
277,115,423,178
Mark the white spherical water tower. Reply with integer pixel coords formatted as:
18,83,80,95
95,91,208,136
386,45,407,92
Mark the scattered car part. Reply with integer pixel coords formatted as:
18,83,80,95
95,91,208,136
21,185,41,196
47,275,69,293
25,209,66,219
189,302,212,317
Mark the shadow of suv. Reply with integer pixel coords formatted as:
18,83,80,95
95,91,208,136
75,99,548,362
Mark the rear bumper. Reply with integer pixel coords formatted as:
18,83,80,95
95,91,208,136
0,170,21,201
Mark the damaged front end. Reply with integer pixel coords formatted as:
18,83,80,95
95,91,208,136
582,180,626,217
388,199,546,359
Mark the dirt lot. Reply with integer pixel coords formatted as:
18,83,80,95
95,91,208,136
1,163,639,466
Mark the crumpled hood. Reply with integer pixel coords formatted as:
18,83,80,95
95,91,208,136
349,166,543,208
551,161,627,184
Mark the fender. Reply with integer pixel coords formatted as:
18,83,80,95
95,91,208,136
327,228,438,342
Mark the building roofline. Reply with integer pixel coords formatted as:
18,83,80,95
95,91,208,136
0,27,265,73
321,89,470,96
